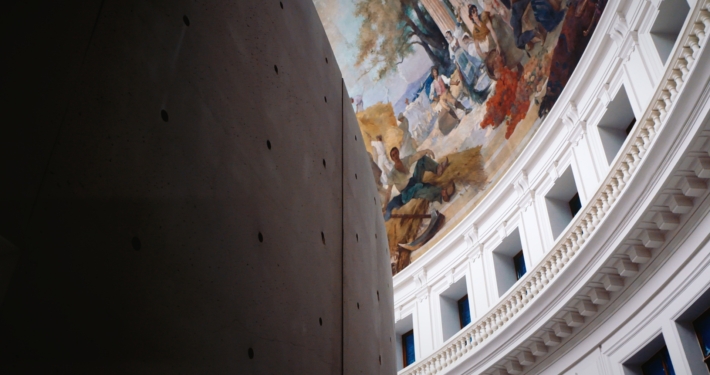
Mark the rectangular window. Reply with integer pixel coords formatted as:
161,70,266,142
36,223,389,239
545,166,581,239
513,250,526,280
457,295,471,328
693,307,710,371
598,85,637,164
402,330,415,367
641,346,676,375
650,0,690,65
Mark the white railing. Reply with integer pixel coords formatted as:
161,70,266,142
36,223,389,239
399,1,710,374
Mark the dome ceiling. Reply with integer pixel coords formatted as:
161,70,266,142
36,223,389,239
313,0,608,275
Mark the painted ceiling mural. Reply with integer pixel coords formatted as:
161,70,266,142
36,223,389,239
313,0,607,275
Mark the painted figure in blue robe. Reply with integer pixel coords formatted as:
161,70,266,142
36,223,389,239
502,0,567,50
383,148,455,221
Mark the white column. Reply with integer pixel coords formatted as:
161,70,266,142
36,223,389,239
413,271,435,357
519,192,546,265
469,243,491,317
621,32,659,114
568,125,596,205
465,247,481,320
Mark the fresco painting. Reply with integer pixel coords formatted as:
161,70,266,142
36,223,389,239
314,0,607,275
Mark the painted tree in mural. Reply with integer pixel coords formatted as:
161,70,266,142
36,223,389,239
354,0,453,80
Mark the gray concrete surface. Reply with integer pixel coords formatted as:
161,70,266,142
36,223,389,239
343,84,398,374
0,0,394,373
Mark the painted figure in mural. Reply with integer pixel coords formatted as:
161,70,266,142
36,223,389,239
467,4,525,79
382,148,455,222
397,113,418,157
430,66,471,135
505,0,566,50
482,0,511,20
459,34,493,91
446,22,491,104
539,0,606,116
371,135,394,186
404,94,435,143
445,29,461,62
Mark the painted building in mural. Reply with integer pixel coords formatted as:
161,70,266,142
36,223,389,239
314,0,607,275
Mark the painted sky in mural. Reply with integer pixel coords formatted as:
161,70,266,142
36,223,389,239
314,0,606,275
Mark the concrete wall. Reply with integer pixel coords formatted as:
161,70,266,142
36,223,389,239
0,0,394,373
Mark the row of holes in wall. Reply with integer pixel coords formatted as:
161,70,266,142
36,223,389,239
154,6,385,368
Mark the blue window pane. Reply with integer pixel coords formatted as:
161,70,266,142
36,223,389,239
458,296,471,327
642,346,675,375
403,331,415,366
514,251,526,280
693,309,710,357
642,355,666,375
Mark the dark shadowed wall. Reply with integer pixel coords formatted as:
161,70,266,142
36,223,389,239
0,0,395,373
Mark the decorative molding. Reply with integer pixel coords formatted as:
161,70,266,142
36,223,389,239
609,12,629,44
496,221,507,241
548,161,560,182
562,102,579,130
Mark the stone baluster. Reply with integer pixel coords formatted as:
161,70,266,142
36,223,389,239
609,178,619,202
642,128,652,152
523,282,532,303
543,262,552,285
620,160,631,182
671,68,684,89
468,331,476,349
534,272,543,293
506,300,514,319
661,90,672,110
560,240,570,263
699,10,710,33
591,203,601,225
602,187,612,210
615,170,626,191
631,144,642,166
514,292,523,313
586,213,596,235
552,251,561,275
575,227,586,250
567,232,578,255
625,153,637,175
682,46,696,66
650,110,661,134
666,77,678,99
494,309,503,329
656,99,668,119
698,17,708,41
677,57,690,78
